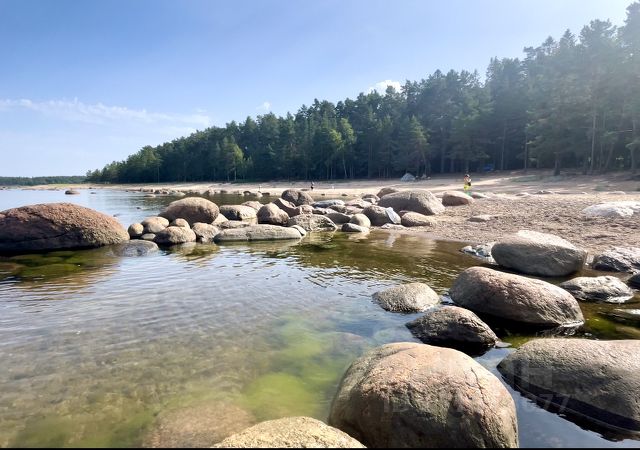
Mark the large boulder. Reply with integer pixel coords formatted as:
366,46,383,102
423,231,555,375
257,203,290,226
214,225,302,242
378,190,445,215
349,213,371,228
281,189,314,206
442,191,474,206
372,282,440,313
328,343,518,448
559,276,634,303
160,197,219,224
143,402,255,448
154,226,197,245
376,187,401,198
191,223,220,243
342,223,369,233
401,211,436,227
287,214,337,232
326,212,351,224
492,230,587,277
498,339,640,434
363,205,401,226
214,417,364,448
450,267,584,326
582,201,640,218
273,198,299,216
592,247,640,273
406,306,498,352
142,216,169,234
220,205,258,221
0,203,129,254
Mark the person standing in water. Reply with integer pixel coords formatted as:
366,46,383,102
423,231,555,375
463,174,471,194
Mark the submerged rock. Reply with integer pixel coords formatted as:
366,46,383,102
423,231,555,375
492,230,587,277
287,214,337,232
372,282,439,313
592,247,640,273
328,342,518,448
214,417,364,448
0,203,129,254
498,338,640,434
406,306,498,352
214,225,302,242
110,240,159,257
559,276,634,303
450,267,584,326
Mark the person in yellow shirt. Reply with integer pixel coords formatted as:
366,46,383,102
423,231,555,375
463,174,471,194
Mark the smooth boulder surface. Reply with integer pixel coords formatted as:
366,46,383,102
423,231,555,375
442,190,475,206
328,342,518,448
220,221,252,229
582,201,640,218
349,213,371,228
281,189,314,206
110,240,159,257
257,203,290,226
498,338,640,433
450,267,584,326
142,216,170,234
170,218,190,228
191,223,220,243
273,198,299,216
559,276,634,303
326,212,351,224
214,225,302,242
154,226,197,245
492,230,587,277
214,417,365,448
220,205,258,221
160,197,219,224
378,190,445,215
0,203,129,254
401,211,436,227
592,247,640,273
128,223,144,238
376,187,401,198
287,214,337,232
372,282,440,313
342,223,369,233
406,306,498,352
363,205,401,226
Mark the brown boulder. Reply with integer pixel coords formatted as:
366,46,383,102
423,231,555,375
160,197,219,224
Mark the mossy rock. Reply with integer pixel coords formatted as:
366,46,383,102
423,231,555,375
17,263,82,280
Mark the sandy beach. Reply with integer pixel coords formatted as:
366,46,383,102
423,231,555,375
15,169,640,255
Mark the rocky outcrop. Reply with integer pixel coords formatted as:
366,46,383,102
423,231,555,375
492,230,587,277
160,197,219,224
406,306,498,352
191,223,220,243
372,282,440,313
0,203,129,254
592,247,640,273
450,267,584,326
214,225,302,242
154,226,197,245
442,191,474,206
281,189,314,206
220,205,258,221
287,214,337,232
214,417,364,448
257,203,290,226
378,190,445,215
498,338,640,433
559,276,634,303
328,343,518,448
401,212,436,227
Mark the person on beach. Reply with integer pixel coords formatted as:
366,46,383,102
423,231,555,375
310,181,315,191
463,174,471,194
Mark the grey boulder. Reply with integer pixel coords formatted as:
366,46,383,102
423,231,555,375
592,247,640,273
378,190,445,215
372,282,440,313
559,276,634,303
287,214,337,232
214,225,302,242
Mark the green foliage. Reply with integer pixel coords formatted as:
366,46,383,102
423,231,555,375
86,2,640,183
0,176,87,186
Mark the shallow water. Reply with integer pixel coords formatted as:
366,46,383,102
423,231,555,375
0,189,639,448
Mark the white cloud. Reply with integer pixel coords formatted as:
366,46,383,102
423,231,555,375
256,101,271,112
368,79,403,94
0,98,212,128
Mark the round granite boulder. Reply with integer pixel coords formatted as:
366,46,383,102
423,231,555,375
160,197,219,224
372,282,440,313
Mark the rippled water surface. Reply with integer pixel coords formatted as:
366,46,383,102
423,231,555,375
0,189,639,448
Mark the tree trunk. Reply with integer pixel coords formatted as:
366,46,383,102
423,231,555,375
632,119,638,175
598,112,606,172
440,128,446,174
500,120,507,170
589,107,597,174
554,153,561,176
523,130,529,173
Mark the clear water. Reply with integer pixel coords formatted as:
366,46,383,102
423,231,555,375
0,188,638,448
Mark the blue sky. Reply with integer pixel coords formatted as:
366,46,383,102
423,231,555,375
0,0,632,176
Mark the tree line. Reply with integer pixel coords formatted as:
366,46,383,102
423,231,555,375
0,176,87,186
87,2,640,184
